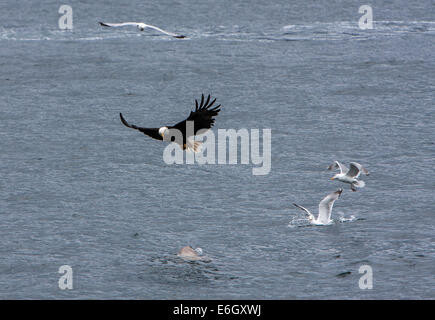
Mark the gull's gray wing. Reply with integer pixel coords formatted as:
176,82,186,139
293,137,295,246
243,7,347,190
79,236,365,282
145,24,186,38
293,203,315,221
347,162,368,178
327,161,348,174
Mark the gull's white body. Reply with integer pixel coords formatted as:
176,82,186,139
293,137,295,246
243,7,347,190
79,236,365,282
98,22,186,38
293,189,343,225
328,161,369,191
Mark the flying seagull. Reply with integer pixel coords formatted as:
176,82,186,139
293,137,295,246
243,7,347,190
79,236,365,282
119,94,221,152
98,22,186,38
293,189,343,225
328,161,369,191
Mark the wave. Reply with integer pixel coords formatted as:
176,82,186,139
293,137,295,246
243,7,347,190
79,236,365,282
288,212,361,227
279,20,435,41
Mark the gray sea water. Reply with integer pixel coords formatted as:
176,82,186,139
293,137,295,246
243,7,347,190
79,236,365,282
0,0,434,299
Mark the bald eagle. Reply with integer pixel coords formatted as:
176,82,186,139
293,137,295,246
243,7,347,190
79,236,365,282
119,94,221,152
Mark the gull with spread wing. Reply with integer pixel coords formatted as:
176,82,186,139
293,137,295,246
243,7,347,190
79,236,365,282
328,161,369,192
293,189,343,225
99,22,186,38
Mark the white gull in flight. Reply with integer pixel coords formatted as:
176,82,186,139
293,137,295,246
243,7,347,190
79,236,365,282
328,161,369,192
98,22,186,38
293,189,343,225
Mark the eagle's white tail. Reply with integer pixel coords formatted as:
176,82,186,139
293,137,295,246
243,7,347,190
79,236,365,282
186,139,202,153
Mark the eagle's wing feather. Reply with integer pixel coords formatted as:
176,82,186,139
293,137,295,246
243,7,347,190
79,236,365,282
119,113,162,140
171,94,221,137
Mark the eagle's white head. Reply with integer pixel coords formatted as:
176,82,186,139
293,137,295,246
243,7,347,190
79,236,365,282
158,126,169,139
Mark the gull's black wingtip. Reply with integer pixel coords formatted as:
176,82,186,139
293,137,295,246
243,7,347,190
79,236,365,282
174,35,186,39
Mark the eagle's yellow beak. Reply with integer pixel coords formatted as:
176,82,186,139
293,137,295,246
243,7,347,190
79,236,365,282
330,177,335,180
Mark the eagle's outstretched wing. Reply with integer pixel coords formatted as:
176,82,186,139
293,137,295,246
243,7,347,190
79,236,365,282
170,94,221,137
119,113,162,140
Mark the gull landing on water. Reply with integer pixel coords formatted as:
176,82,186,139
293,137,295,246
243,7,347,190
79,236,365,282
293,189,343,225
328,161,369,192
98,22,186,38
